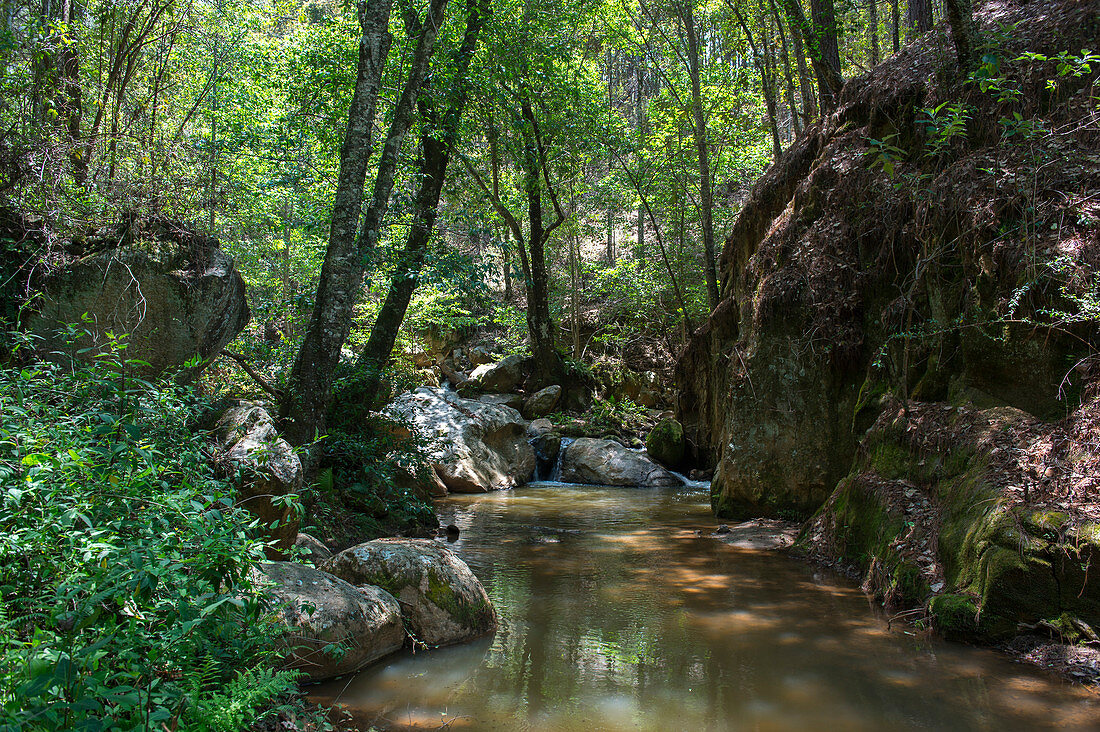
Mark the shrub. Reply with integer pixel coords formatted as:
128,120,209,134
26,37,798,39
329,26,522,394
0,331,297,730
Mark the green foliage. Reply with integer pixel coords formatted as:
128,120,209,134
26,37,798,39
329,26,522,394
918,102,971,158
0,332,296,731
588,395,647,433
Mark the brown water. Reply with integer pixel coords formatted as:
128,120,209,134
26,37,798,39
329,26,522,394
311,483,1100,731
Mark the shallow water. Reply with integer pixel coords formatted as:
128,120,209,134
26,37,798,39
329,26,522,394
310,483,1100,731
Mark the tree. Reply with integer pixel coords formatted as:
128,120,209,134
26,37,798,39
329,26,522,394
354,0,491,404
778,0,842,112
280,0,449,449
943,0,977,67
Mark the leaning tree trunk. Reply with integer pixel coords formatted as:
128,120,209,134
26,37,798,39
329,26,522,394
354,0,488,404
684,1,720,310
281,0,446,450
779,0,842,113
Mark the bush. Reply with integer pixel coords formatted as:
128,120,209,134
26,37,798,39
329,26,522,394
0,332,297,730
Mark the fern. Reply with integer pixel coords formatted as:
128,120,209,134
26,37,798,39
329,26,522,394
187,666,301,732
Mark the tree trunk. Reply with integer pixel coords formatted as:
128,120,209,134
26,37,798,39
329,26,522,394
909,0,933,33
788,8,818,122
278,0,398,449
635,62,645,258
522,103,559,377
684,1,720,310
943,0,976,67
779,0,842,113
869,0,880,65
891,0,900,53
769,0,802,134
809,0,843,110
354,0,488,401
729,0,782,160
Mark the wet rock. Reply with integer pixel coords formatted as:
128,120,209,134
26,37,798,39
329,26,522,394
256,562,404,682
531,433,562,478
386,387,534,492
559,437,681,487
217,404,301,558
646,419,685,468
523,385,562,419
322,538,496,647
469,354,525,393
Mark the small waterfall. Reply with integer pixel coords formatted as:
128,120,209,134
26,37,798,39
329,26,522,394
547,437,574,482
666,469,710,490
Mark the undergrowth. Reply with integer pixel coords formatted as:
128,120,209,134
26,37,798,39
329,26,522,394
0,329,302,730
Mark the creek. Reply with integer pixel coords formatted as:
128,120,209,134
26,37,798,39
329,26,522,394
310,482,1100,730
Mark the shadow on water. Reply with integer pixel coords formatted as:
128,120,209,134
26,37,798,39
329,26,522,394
309,482,1100,731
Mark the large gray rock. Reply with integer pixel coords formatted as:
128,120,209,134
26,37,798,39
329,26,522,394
323,538,497,647
560,437,681,487
386,387,534,493
217,404,302,557
479,393,524,411
469,354,525,393
256,562,404,682
523,384,562,419
29,232,248,379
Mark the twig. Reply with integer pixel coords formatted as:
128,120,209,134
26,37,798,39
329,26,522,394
221,351,281,399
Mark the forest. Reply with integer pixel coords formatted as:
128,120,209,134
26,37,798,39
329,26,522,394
2,0,1100,728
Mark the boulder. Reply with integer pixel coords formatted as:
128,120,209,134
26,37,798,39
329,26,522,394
560,437,681,487
322,538,497,647
479,393,524,411
523,385,562,419
469,354,525,393
527,418,554,437
385,387,535,492
217,404,302,557
468,346,494,366
646,419,685,468
256,562,404,682
439,359,469,388
29,228,248,379
294,532,332,564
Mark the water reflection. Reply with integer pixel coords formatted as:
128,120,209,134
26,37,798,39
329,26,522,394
310,483,1100,730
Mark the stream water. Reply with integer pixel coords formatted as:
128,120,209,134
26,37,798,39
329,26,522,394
310,482,1100,731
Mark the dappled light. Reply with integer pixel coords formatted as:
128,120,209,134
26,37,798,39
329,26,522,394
311,484,1099,730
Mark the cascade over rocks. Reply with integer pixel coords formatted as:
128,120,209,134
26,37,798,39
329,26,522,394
216,404,302,558
256,562,405,682
322,538,497,647
676,0,1100,521
385,387,535,492
560,437,681,487
27,220,249,378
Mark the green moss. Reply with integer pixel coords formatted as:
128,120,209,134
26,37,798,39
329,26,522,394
928,593,980,640
425,568,492,631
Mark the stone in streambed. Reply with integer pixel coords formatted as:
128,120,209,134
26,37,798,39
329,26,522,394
560,437,681,487
256,562,404,682
322,538,497,647
646,418,685,468
523,385,562,419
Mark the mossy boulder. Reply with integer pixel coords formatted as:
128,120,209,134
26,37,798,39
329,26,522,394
801,399,1100,642
255,562,404,682
645,419,685,468
322,538,497,647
